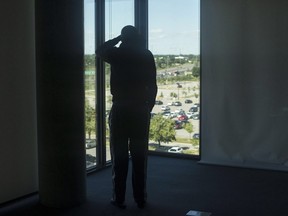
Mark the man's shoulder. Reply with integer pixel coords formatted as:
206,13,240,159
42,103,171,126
119,47,152,53
138,49,154,58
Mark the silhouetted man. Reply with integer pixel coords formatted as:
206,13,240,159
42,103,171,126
96,25,157,209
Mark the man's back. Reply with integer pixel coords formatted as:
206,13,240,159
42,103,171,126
107,46,156,106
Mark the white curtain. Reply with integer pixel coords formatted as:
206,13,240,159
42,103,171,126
201,0,288,171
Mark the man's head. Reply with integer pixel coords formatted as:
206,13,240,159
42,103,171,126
120,25,145,48
121,25,139,42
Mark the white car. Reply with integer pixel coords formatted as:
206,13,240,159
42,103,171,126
161,106,171,111
167,101,176,106
186,112,194,119
86,139,96,149
191,113,200,120
168,147,183,153
169,112,177,118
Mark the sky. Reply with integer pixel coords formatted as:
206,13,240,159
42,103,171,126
84,0,200,55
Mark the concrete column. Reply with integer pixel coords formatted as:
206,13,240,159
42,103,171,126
35,0,86,208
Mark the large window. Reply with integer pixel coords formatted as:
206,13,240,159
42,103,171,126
148,0,200,156
84,0,200,170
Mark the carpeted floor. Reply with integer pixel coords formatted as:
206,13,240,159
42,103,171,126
1,155,288,216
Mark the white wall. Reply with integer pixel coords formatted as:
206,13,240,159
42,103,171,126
0,0,38,203
201,0,288,170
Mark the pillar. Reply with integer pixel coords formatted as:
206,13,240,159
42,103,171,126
35,0,86,208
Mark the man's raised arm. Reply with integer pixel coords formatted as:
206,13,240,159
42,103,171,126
96,36,122,62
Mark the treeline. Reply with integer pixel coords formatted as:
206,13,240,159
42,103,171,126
153,54,199,69
84,54,200,89
84,54,200,71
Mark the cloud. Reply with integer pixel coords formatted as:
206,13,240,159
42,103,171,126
150,28,164,33
149,28,167,40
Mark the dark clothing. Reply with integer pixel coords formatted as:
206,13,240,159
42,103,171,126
96,37,157,205
96,37,157,110
109,104,150,203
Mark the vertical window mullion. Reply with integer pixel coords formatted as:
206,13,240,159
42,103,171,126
135,0,148,47
95,0,106,167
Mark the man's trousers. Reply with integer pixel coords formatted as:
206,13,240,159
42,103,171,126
109,104,151,204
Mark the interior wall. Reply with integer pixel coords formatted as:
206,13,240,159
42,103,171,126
0,0,37,203
201,0,288,170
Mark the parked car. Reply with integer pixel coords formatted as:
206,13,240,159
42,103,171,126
162,111,171,118
163,111,177,119
186,112,194,119
155,100,163,105
174,120,183,129
175,109,185,116
174,101,182,106
86,139,96,149
178,114,188,121
191,113,200,120
189,106,198,113
169,112,177,118
193,133,200,139
161,105,171,111
86,154,96,163
86,161,95,169
185,99,193,104
168,147,183,153
167,101,175,106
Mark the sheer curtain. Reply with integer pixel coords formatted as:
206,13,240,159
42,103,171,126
201,0,288,171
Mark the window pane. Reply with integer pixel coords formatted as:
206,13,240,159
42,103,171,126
148,0,200,156
84,0,96,169
105,0,134,162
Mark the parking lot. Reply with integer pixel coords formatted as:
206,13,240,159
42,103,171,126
151,81,200,139
85,80,200,160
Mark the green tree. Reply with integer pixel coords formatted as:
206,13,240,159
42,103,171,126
84,54,95,70
184,122,194,139
149,114,176,146
192,66,200,77
85,101,96,139
170,92,177,99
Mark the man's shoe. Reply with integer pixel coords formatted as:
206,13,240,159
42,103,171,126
110,199,126,209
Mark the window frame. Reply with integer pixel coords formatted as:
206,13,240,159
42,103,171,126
91,0,200,171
